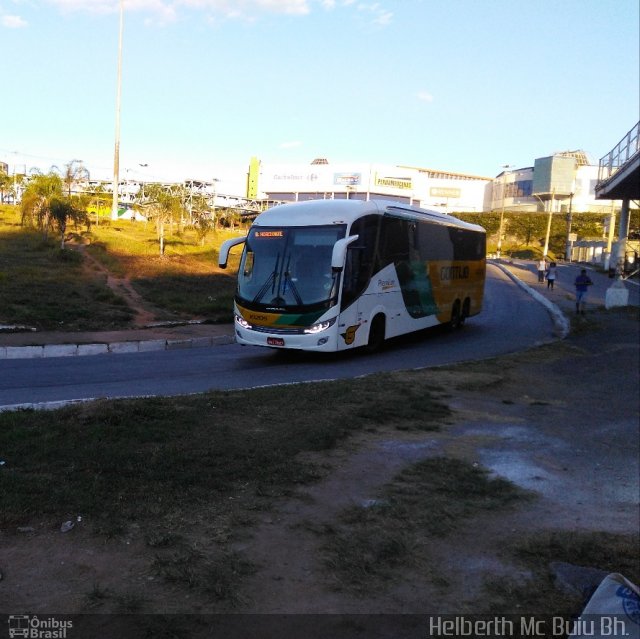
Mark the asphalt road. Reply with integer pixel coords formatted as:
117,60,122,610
0,264,556,409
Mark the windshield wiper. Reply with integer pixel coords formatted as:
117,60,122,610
282,255,303,305
252,253,280,303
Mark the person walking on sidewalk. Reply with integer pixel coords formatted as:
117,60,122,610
537,258,547,282
574,268,593,314
545,262,557,290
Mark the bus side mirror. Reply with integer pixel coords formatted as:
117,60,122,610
331,235,359,272
218,236,246,269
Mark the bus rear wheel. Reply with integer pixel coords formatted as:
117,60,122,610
450,300,462,330
366,314,386,352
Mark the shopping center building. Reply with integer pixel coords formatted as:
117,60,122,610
247,157,490,212
247,150,618,215
0,150,622,217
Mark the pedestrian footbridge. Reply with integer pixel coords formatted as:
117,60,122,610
595,121,639,300
595,121,639,200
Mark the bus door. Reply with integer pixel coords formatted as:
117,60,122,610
337,215,382,348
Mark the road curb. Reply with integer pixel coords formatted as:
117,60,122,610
491,260,570,339
1,264,569,360
0,334,235,360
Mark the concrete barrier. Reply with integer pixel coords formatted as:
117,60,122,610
6,345,44,359
44,344,78,358
138,339,168,353
78,344,109,356
108,342,140,354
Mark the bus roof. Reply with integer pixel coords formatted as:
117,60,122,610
252,199,485,233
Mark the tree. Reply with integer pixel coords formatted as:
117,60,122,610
508,214,547,247
20,170,89,246
49,196,90,249
189,193,214,246
20,171,64,238
60,159,90,197
0,172,11,204
136,183,186,256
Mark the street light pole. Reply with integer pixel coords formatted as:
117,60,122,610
111,0,124,221
211,178,219,229
12,152,18,205
565,192,574,261
496,164,513,258
542,188,555,258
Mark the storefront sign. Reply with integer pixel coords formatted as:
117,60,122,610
430,187,461,198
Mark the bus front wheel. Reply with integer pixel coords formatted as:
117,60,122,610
366,315,386,352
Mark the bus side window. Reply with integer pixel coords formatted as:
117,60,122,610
448,228,485,260
417,223,453,261
340,215,379,309
341,246,362,309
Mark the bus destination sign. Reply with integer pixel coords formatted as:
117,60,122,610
254,230,284,238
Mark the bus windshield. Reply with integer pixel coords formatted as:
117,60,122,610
238,225,346,310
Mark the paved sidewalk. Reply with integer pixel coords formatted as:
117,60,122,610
1,261,637,360
496,258,640,313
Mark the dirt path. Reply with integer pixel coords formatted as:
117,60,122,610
1,311,638,625
74,244,158,327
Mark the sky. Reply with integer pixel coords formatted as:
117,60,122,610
1,0,638,192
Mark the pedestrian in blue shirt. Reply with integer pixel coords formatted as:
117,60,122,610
545,262,557,290
574,269,593,314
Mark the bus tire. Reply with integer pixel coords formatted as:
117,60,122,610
450,300,462,330
460,298,471,326
366,314,386,352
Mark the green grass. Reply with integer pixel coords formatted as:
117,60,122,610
0,205,242,329
83,217,242,320
0,374,451,529
0,371,451,606
151,546,257,603
0,214,134,330
319,457,531,591
480,530,640,617
511,530,640,580
132,273,237,322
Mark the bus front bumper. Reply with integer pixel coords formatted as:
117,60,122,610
234,326,338,352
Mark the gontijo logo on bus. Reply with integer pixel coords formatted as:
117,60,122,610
439,265,469,280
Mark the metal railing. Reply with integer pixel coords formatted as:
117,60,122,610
597,120,640,185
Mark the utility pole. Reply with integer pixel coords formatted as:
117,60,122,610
496,164,513,258
564,191,574,261
111,0,124,220
542,189,555,258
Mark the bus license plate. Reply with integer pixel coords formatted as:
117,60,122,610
267,337,285,347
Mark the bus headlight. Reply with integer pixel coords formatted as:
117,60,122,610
303,318,336,334
235,314,252,329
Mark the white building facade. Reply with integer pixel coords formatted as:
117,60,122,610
490,151,618,215
253,161,491,213
250,151,617,215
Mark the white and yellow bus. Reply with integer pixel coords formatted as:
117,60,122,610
219,199,486,352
